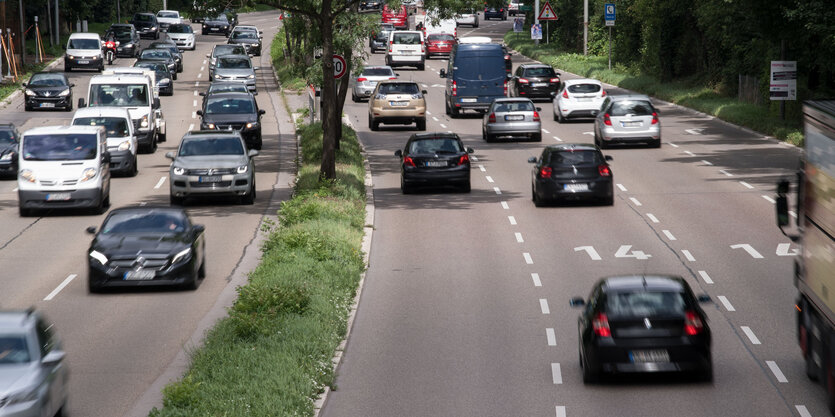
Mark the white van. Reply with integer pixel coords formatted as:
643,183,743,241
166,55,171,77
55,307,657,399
417,11,457,38
72,107,138,176
17,125,111,216
386,31,426,70
79,73,166,153
64,33,104,72
104,67,160,99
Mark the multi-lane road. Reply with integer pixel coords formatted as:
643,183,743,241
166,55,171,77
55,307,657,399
320,17,821,417
0,11,293,417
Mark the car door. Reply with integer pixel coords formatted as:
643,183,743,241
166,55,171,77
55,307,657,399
512,66,523,95
36,318,66,417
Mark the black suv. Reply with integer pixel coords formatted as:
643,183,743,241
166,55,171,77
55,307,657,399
0,123,20,177
131,13,160,39
202,13,232,36
197,92,266,149
105,24,141,57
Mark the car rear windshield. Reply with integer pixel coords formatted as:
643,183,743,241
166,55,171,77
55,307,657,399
523,67,556,77
393,33,421,44
428,34,455,42
157,11,178,18
408,138,462,154
0,334,31,364
378,83,419,95
29,73,67,87
140,50,171,59
134,14,155,22
168,24,193,33
492,101,534,112
22,133,97,161
606,291,687,317
206,97,255,114
68,39,99,49
232,31,258,39
361,68,394,77
209,84,249,93
568,83,601,94
213,45,245,56
108,30,133,41
102,211,186,234
135,62,167,73
73,117,130,138
547,150,602,167
217,57,252,68
179,137,244,156
609,100,654,116
89,84,149,107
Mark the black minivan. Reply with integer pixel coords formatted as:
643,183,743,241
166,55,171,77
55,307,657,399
440,43,507,118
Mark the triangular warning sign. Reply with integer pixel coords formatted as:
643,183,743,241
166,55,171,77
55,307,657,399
538,2,558,20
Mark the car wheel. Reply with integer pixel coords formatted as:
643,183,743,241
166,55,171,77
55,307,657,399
88,278,103,293
241,181,256,205
416,119,426,131
130,155,139,177
24,105,31,111
183,271,201,290
461,181,471,193
173,72,178,80
450,104,459,118
556,107,564,123
699,360,714,382
95,192,108,214
65,101,73,112
581,346,599,383
532,185,544,207
649,138,661,148
445,99,451,115
532,133,542,142
170,194,185,206
400,176,412,194
64,64,71,72
369,115,379,131
417,63,425,71
351,93,358,102
254,133,263,150
18,205,32,217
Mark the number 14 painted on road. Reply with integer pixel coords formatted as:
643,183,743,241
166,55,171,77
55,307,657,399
575,245,652,260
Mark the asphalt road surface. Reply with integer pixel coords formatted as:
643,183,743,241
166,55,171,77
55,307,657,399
320,16,821,417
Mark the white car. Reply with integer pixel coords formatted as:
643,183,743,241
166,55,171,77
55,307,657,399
165,23,196,50
156,10,181,31
553,78,606,123
71,107,139,176
385,31,425,70
456,11,479,27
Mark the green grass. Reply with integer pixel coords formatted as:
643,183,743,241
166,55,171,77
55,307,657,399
270,26,309,91
505,33,804,146
150,122,367,416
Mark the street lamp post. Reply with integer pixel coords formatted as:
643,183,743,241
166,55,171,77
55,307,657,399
583,0,588,55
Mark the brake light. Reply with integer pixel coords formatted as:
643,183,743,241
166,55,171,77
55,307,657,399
550,77,560,83
651,112,659,125
389,40,393,53
518,78,529,84
403,156,416,167
684,311,703,335
389,77,397,80
539,166,552,178
533,111,540,122
598,164,611,176
593,313,611,337
503,80,508,96
457,154,470,165
357,77,367,82
601,89,607,97
488,112,496,123
452,81,457,96
603,113,612,126
562,90,569,98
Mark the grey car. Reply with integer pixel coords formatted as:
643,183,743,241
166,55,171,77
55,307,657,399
370,23,395,52
138,48,178,78
351,66,397,102
167,131,259,205
212,55,258,91
148,41,183,72
227,29,262,56
200,81,254,106
0,309,68,417
593,94,661,148
482,98,542,142
206,44,247,80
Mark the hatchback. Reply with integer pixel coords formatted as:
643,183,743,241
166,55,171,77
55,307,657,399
105,24,141,57
212,55,259,91
352,66,397,102
426,33,455,59
131,12,160,39
570,275,713,382
482,98,541,142
207,44,247,79
395,133,474,193
227,28,262,56
197,92,266,149
148,41,183,72
553,78,606,122
23,72,74,111
455,11,479,27
368,81,427,131
166,23,195,50
134,60,174,96
138,48,178,78
528,143,613,206
370,23,395,53
483,6,507,20
594,95,661,148
510,63,560,100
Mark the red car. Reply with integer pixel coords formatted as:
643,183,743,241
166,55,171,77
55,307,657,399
382,5,408,30
426,33,455,58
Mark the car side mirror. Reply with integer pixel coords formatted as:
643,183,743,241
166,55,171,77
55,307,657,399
165,151,176,160
394,150,402,157
254,66,260,70
102,152,111,164
421,90,427,95
78,98,86,108
199,92,206,96
527,156,537,163
70,83,76,88
192,224,206,234
41,350,66,367
569,297,586,307
248,149,260,157
536,107,541,111
697,294,711,303
467,147,474,154
196,110,203,116
604,155,613,161
439,69,446,78
85,226,97,234
258,109,266,115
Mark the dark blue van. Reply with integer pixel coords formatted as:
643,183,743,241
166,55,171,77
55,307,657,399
440,43,508,117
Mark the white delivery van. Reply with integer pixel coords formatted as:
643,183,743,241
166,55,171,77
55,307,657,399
79,73,166,153
72,107,138,176
64,32,104,72
417,11,457,38
17,125,111,216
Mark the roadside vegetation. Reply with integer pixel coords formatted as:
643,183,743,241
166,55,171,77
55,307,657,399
271,25,310,91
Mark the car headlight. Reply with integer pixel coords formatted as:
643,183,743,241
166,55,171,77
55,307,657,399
58,89,71,97
81,167,97,181
140,115,149,128
151,26,157,30
19,169,35,182
171,247,192,264
237,165,248,174
0,152,13,160
5,385,39,406
118,140,132,151
207,123,216,129
24,89,36,96
203,24,208,28
247,74,255,79
89,250,108,265
173,166,185,175
223,25,228,29
214,74,222,79
160,78,171,84
245,122,258,129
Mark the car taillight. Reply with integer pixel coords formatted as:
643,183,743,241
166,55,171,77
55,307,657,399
562,90,569,98
518,78,529,84
603,113,612,126
452,81,457,96
598,164,611,176
457,154,470,165
539,166,552,178
533,111,540,122
357,77,367,82
488,112,496,123
403,156,416,167
389,77,397,80
503,80,508,96
550,77,560,83
601,89,607,97
593,313,611,337
684,311,703,335
389,41,393,53
651,112,659,125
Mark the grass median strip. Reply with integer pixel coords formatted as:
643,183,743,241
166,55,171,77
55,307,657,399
150,122,366,416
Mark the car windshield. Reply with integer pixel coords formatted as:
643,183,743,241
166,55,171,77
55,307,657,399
217,57,251,69
68,39,99,49
211,14,229,22
108,30,133,41
213,46,244,57
606,291,686,317
568,83,601,94
157,11,178,18
179,137,245,156
232,31,257,39
0,131,16,145
378,83,419,95
150,44,178,53
22,133,97,161
492,101,534,112
361,68,394,77
134,14,154,22
89,84,149,107
610,100,654,116
28,73,67,87
102,211,186,234
168,24,193,33
209,84,249,93
392,33,421,44
0,334,31,364
135,62,168,74
140,49,171,60
524,67,556,77
206,97,254,114
547,150,602,167
408,138,462,154
73,117,129,138
428,34,455,42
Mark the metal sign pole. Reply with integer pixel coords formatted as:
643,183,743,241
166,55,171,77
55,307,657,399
608,26,611,70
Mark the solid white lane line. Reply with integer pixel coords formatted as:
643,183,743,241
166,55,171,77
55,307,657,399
553,136,562,142
698,270,714,284
551,363,562,384
662,230,677,241
154,177,167,189
766,361,788,383
556,406,567,417
741,326,761,345
531,273,542,287
523,253,533,264
515,232,524,243
682,250,696,262
440,123,447,128
762,195,776,203
501,201,509,209
669,143,679,148
44,274,77,301
701,160,713,166
790,210,797,218
629,197,642,206
542,128,550,134
616,183,627,192
188,123,194,131
720,169,733,177
432,116,439,121
486,176,494,183
740,181,754,189
684,150,695,156
796,405,812,417
717,296,735,311
540,298,550,314
646,213,660,223
493,187,501,194
479,164,486,172
508,216,517,225
546,328,556,346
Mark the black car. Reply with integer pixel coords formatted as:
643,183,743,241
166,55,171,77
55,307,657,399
395,132,474,193
528,143,614,206
202,14,232,36
138,48,178,78
131,12,160,39
0,124,20,177
227,29,262,56
86,206,206,292
149,41,183,72
369,23,394,52
570,275,713,382
23,72,74,111
199,81,254,106
197,92,265,149
105,24,141,58
360,0,383,11
134,60,174,96
502,45,512,75
510,63,560,100
483,6,507,20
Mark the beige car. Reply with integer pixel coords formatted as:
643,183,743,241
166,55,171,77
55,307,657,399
368,81,427,131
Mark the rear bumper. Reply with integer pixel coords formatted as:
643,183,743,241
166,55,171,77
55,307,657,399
403,169,470,185
485,122,541,138
517,85,558,99
600,126,661,143
586,337,711,374
534,178,612,201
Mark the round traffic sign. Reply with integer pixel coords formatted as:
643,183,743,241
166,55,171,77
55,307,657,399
333,54,346,79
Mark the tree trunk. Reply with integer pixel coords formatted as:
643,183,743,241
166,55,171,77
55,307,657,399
319,7,337,180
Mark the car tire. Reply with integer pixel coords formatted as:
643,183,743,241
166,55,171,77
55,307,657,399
65,101,73,112
699,360,714,383
170,194,185,206
450,105,459,118
445,99,451,116
183,272,200,290
95,192,108,215
130,155,139,177
369,115,379,131
351,93,358,103
532,185,544,207
649,138,661,148
461,181,471,193
418,63,425,71
198,257,206,279
88,278,103,294
24,105,31,111
241,181,256,205
556,107,565,123
253,133,263,150
532,133,542,142
173,72,178,80
400,176,412,194
154,31,159,40
416,119,426,131
64,63,71,72
18,205,32,217
581,347,599,384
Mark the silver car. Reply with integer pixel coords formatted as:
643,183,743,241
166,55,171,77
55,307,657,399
593,94,661,148
167,131,259,205
206,44,247,80
0,309,68,417
482,98,542,142
351,66,397,102
212,55,259,92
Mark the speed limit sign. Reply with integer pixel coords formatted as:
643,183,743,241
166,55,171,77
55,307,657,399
333,54,346,79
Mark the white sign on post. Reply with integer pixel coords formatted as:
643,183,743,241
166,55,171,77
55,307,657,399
333,54,346,79
770,61,797,101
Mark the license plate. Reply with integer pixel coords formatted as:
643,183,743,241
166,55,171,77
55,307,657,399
576,98,593,102
78,60,89,64
532,82,548,87
630,349,670,363
425,161,446,167
369,81,378,86
563,183,589,192
40,103,56,108
389,101,408,107
504,115,524,121
199,175,223,183
621,121,641,127
46,193,71,201
124,269,156,280
211,27,219,30
461,98,477,103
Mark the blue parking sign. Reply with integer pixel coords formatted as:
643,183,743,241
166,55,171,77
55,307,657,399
604,3,615,26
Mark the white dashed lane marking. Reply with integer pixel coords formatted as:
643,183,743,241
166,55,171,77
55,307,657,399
188,123,194,131
551,363,562,384
698,271,714,284
501,201,509,209
493,187,502,194
479,164,486,172
741,326,761,345
154,177,167,189
508,216,516,225
646,213,659,223
515,233,524,243
701,160,713,166
767,361,788,383
740,181,754,189
684,150,695,156
556,406,567,417
542,128,550,134
546,328,556,346
662,230,677,241
553,136,562,142
531,273,542,287
629,197,642,206
540,299,550,314
440,123,447,128
523,253,533,264
486,176,494,183
432,116,439,121
669,143,679,148
682,250,696,262
616,183,627,192
796,405,812,417
720,169,733,177
44,274,77,301
717,296,735,311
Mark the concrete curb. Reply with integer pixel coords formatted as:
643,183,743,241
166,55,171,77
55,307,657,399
313,115,375,416
0,56,64,110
